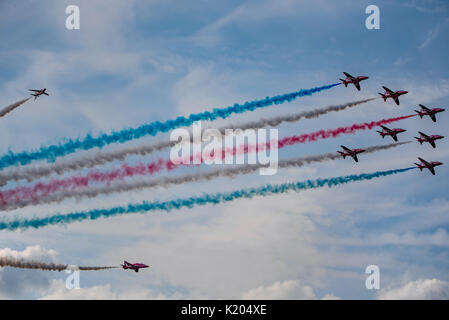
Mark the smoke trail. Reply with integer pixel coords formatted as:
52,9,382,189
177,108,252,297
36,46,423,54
0,112,415,205
0,142,410,211
213,97,376,131
277,114,416,147
0,256,118,271
0,98,373,186
0,167,416,231
0,83,340,170
0,98,31,118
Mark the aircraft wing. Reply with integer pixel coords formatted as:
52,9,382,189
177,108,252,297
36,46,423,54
29,89,40,92
380,125,391,132
354,82,361,91
418,157,429,165
392,134,398,142
341,145,351,152
343,72,354,79
431,114,437,122
383,86,394,93
429,167,436,175
393,97,400,105
430,140,436,148
418,131,429,138
352,155,359,162
419,104,431,112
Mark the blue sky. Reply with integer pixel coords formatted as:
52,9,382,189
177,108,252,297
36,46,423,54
0,0,449,299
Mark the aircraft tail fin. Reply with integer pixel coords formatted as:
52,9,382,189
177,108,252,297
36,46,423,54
414,137,423,144
415,163,422,171
337,151,346,158
339,79,347,87
415,110,423,118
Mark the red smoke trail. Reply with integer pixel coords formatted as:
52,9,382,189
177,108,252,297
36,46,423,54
0,160,180,205
277,114,416,148
0,114,415,206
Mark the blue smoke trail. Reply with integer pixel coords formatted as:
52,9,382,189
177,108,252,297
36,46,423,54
0,83,340,170
0,166,415,232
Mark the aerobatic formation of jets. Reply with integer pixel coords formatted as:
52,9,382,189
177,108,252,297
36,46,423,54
341,72,444,175
91,74,446,272
9,75,442,276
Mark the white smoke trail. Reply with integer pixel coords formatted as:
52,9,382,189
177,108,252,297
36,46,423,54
0,97,31,118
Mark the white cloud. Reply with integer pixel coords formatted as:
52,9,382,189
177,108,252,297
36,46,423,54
0,245,58,262
241,280,317,300
0,246,58,299
419,27,440,49
171,64,239,115
378,279,449,300
403,0,448,13
192,0,350,44
321,293,341,300
419,18,449,49
38,280,183,300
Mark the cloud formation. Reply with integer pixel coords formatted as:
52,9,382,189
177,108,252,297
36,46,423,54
241,280,317,299
378,279,449,300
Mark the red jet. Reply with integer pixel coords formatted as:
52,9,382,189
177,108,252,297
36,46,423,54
415,157,443,175
376,125,406,142
339,72,369,91
338,145,365,162
29,88,49,101
415,131,444,148
121,261,149,273
378,86,408,105
415,104,445,122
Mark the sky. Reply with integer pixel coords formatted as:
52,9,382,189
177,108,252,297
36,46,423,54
0,0,449,299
